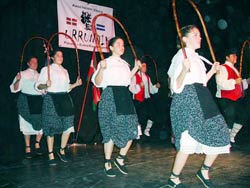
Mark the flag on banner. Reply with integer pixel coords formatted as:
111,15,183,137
57,0,115,52
88,48,101,111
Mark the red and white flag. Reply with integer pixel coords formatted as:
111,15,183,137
87,50,96,79
87,47,101,108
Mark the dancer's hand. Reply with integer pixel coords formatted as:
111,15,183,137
183,58,191,73
156,82,161,88
76,77,82,86
100,60,107,69
211,62,220,74
247,78,250,84
46,80,51,87
135,59,142,69
140,82,144,88
16,73,21,81
235,78,242,85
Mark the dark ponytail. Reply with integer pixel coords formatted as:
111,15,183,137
176,25,198,49
108,36,123,48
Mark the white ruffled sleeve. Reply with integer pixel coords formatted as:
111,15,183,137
10,73,22,93
35,66,48,91
168,53,185,94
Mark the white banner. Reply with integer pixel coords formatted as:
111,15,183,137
57,0,115,52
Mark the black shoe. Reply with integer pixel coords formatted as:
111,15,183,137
196,164,214,188
48,159,57,166
167,172,186,188
167,179,186,188
35,141,43,155
48,151,57,166
57,147,69,163
25,152,32,159
35,148,43,155
57,152,69,163
104,159,116,178
25,146,32,159
114,154,128,175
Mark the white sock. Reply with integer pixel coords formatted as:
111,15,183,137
137,125,142,136
145,120,153,130
230,123,243,143
144,120,153,136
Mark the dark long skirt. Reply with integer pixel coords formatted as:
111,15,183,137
42,94,74,136
170,84,230,150
17,93,42,131
98,87,138,148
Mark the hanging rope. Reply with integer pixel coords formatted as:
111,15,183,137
239,40,250,77
20,36,52,72
172,0,216,62
91,13,138,61
47,32,81,81
140,54,159,82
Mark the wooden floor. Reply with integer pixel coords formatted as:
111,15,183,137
0,131,250,188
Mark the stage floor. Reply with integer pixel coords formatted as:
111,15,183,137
0,136,250,188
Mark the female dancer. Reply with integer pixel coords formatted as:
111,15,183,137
92,37,140,177
167,25,230,188
36,50,82,166
10,57,43,158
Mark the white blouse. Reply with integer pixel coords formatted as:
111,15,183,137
10,68,41,95
36,63,70,93
91,56,131,88
168,48,207,94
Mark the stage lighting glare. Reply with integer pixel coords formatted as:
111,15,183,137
204,15,211,22
217,19,228,30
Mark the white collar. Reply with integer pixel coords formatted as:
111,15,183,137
109,55,122,60
108,56,130,66
52,63,63,68
27,68,37,73
225,61,235,68
185,47,196,53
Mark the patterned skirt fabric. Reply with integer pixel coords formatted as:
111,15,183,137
170,84,230,151
98,87,138,148
42,94,74,136
17,93,42,131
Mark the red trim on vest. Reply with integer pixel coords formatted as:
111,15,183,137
221,64,242,101
134,73,150,102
